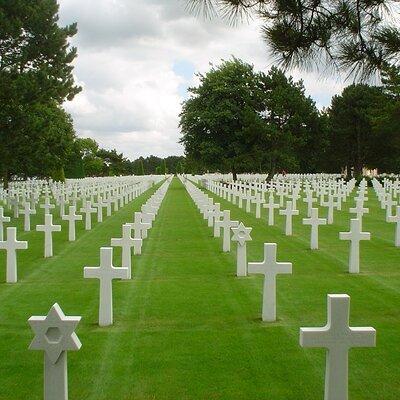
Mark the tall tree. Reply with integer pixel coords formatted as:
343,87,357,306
327,84,390,177
180,58,264,179
0,0,81,185
186,0,400,80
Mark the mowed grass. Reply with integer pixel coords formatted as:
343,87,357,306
0,177,399,399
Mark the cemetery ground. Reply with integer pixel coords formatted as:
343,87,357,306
0,177,399,399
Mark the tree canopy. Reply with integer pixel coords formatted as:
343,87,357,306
186,0,400,81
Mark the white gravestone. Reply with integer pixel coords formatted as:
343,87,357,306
300,294,376,400
215,210,239,252
279,201,299,236
302,208,327,250
28,303,81,400
263,194,280,226
231,222,252,277
0,227,28,283
252,193,264,219
0,206,10,241
387,205,400,247
248,243,292,321
111,223,142,279
349,199,369,227
84,247,128,326
339,218,370,273
62,206,82,241
40,198,55,215
36,214,62,258
20,201,36,231
80,201,96,230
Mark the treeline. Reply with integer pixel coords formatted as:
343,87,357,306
65,138,185,178
180,59,400,179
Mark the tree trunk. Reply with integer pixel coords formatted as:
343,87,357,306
2,169,9,189
232,164,237,181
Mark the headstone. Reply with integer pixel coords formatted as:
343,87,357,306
387,205,400,247
111,223,142,279
300,294,376,400
20,201,36,231
80,201,96,230
215,210,239,252
0,206,10,241
231,222,252,277
62,206,82,241
279,201,299,236
0,227,28,283
263,194,280,226
28,303,81,400
339,219,371,273
36,214,62,258
248,243,292,321
302,208,327,250
84,247,128,326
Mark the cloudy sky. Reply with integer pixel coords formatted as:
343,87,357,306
58,0,345,160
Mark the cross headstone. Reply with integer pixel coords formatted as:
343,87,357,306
80,201,96,230
387,205,400,247
111,223,142,279
248,243,292,321
62,206,82,241
28,303,81,400
302,208,327,250
300,294,376,400
36,214,62,258
263,194,280,226
339,218,371,273
279,201,299,236
215,210,239,252
252,193,264,219
231,222,252,277
84,247,128,326
20,201,37,231
0,206,10,241
0,227,28,283
40,198,55,215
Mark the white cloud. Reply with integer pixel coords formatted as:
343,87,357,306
58,0,345,160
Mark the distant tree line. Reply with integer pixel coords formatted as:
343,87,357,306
180,58,400,179
65,138,186,178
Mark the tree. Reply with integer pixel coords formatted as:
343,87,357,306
180,59,323,178
327,84,390,177
186,0,400,80
180,58,265,179
0,0,81,185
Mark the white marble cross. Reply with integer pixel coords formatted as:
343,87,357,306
231,222,252,276
300,294,376,400
279,201,299,236
80,201,96,230
339,219,371,273
62,206,82,241
302,208,327,250
252,193,264,219
0,227,28,283
211,204,224,238
387,205,400,247
303,191,317,217
84,247,128,326
0,206,10,241
29,303,81,400
349,199,369,227
263,194,280,226
215,210,239,252
20,201,36,231
248,243,292,321
111,223,142,279
40,198,55,215
36,214,62,258
322,195,336,224
129,212,151,246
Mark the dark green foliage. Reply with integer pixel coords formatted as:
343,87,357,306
0,0,81,185
186,0,400,80
179,59,323,177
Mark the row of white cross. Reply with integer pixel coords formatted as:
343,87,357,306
27,176,172,400
181,175,377,400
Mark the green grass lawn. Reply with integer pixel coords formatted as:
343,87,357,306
0,177,399,399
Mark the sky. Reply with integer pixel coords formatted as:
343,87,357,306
58,0,346,160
